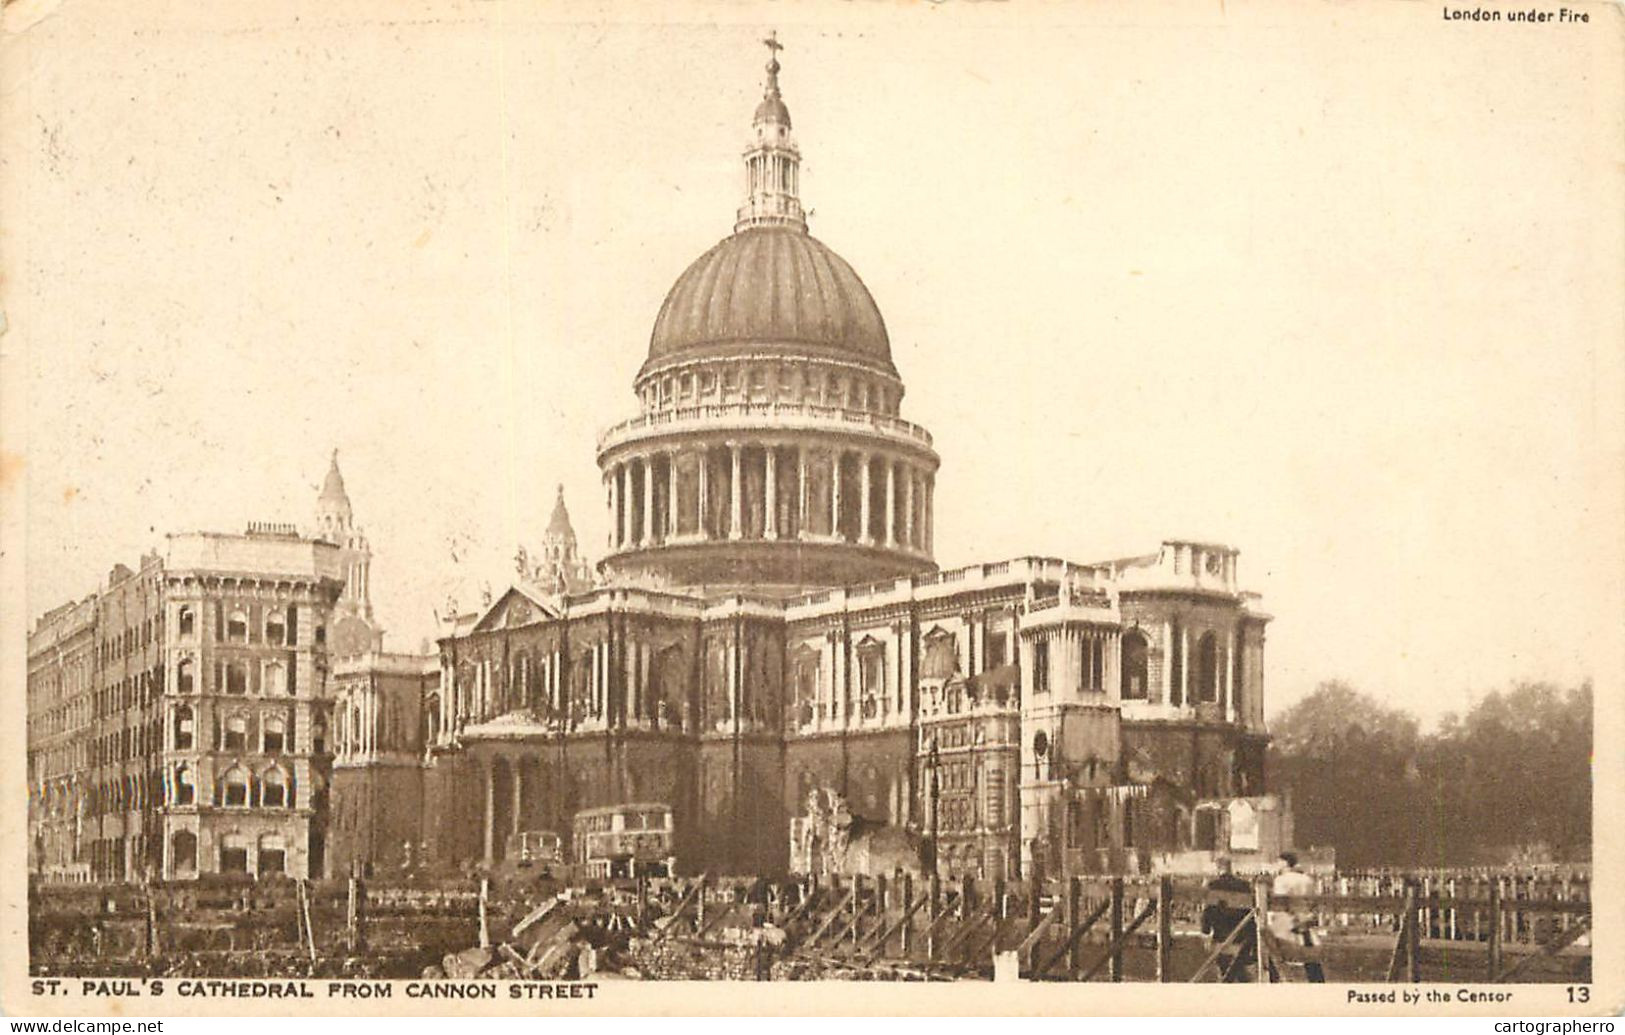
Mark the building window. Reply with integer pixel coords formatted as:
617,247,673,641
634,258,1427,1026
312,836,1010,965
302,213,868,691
170,830,197,872
227,609,248,642
1196,632,1219,703
312,715,326,755
178,606,194,638
173,705,194,750
922,629,957,680
1120,631,1149,700
220,766,249,807
260,767,287,808
262,715,286,754
985,630,1008,671
1032,639,1050,694
173,764,195,806
223,714,248,752
264,660,287,695
225,662,247,696
257,833,286,876
266,610,285,645
219,835,249,873
1169,623,1184,707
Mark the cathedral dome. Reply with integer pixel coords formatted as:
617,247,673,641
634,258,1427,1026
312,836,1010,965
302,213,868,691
643,226,894,378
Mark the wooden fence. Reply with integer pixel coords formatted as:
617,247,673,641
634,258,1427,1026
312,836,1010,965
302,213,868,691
30,870,1592,983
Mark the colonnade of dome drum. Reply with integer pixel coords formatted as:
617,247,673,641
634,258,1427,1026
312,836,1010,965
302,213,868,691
602,438,934,557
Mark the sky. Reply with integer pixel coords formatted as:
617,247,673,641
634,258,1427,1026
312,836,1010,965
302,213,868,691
10,0,1623,726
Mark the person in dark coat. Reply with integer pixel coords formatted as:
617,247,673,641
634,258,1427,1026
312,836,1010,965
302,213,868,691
1200,855,1257,981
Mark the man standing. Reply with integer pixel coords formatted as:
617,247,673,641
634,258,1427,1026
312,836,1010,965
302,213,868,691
1200,855,1256,981
1269,851,1325,981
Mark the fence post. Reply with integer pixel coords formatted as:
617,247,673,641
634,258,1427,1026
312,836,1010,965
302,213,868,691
1404,884,1420,983
1065,877,1083,976
346,874,364,953
900,872,915,955
477,876,490,950
1156,874,1174,982
1024,878,1040,977
1254,880,1270,984
1109,876,1125,982
1487,879,1503,981
927,873,941,962
852,873,864,950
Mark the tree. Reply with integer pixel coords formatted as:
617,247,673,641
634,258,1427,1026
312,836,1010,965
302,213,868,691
1267,679,1590,868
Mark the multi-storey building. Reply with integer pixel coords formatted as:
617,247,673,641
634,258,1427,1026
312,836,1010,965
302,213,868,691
392,42,1277,882
25,456,385,882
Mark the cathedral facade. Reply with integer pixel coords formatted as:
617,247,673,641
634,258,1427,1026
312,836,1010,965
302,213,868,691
415,43,1275,882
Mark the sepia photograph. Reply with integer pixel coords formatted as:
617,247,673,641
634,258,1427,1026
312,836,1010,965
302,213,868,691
2,0,1620,1018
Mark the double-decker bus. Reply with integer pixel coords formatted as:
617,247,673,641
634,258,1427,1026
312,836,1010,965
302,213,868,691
572,803,674,879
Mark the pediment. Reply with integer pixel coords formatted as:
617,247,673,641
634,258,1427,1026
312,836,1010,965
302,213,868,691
472,584,559,633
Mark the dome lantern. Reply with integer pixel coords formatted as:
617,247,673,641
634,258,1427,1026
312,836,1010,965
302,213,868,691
735,32,806,234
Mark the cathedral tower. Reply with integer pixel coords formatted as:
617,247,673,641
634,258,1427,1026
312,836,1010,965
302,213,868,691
315,450,383,653
596,37,941,595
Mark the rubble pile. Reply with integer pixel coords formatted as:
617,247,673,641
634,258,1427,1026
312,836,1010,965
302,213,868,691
625,937,772,981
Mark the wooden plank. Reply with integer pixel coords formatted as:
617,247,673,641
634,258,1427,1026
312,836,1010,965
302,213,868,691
1496,919,1591,983
1077,901,1158,983
801,886,857,949
1187,910,1254,983
1032,897,1110,979
651,874,708,943
859,893,929,960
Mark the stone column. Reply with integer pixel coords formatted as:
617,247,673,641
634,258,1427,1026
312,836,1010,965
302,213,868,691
618,464,631,548
729,442,743,540
901,463,915,550
482,761,496,865
924,476,934,554
832,451,844,541
765,445,779,540
667,451,679,538
1225,629,1238,721
1161,622,1174,705
641,457,655,545
606,471,618,550
698,448,710,539
884,458,896,548
858,452,872,545
511,760,523,839
797,445,809,540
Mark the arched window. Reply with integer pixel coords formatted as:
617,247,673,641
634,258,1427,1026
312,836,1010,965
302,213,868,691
225,661,247,695
260,766,287,808
223,714,247,752
176,658,195,695
218,834,249,873
170,830,197,873
178,606,195,638
265,609,285,645
227,609,248,642
220,765,249,807
173,705,194,750
264,660,287,695
1195,632,1219,703
922,629,957,680
262,714,286,754
1120,631,1149,701
312,715,327,755
257,833,286,876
